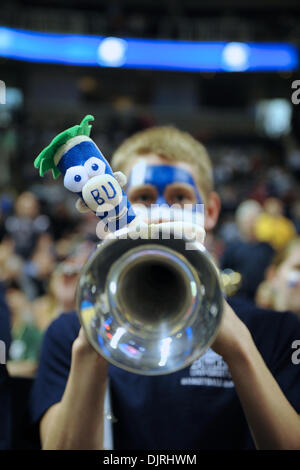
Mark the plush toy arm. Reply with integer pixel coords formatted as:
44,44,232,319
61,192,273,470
113,171,127,187
75,198,91,213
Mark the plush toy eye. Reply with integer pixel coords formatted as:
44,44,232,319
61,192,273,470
84,157,106,177
64,166,88,193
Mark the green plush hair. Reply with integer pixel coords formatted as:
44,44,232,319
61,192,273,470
34,114,94,179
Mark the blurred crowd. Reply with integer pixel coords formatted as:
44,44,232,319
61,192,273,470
0,190,97,378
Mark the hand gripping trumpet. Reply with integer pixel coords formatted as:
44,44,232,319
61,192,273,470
34,115,223,375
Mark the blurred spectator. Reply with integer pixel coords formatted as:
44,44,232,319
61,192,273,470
289,199,300,235
221,199,274,299
5,192,50,259
22,232,56,300
49,202,78,241
6,285,43,378
0,194,13,241
0,236,23,284
235,199,262,242
256,237,300,318
32,240,93,331
255,197,296,251
0,230,93,381
217,215,239,244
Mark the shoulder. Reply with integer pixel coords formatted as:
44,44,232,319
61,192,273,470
229,296,300,327
228,296,300,361
41,312,81,360
30,312,81,424
46,311,80,338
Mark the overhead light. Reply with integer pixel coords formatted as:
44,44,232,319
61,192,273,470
98,37,127,67
222,42,250,71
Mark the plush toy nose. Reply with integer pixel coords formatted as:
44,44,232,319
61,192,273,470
82,174,123,213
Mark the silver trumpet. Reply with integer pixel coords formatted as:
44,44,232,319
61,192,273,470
77,225,224,375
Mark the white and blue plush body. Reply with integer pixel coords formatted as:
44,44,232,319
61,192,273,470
54,135,137,232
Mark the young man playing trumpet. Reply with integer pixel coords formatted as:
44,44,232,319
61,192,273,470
31,126,300,450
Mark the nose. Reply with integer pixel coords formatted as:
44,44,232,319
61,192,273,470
81,174,123,213
155,195,168,206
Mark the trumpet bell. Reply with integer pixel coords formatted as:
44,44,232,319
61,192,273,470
77,227,223,375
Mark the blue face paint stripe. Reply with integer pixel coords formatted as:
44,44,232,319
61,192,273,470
144,165,197,188
128,164,203,206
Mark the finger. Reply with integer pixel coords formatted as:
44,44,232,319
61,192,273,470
75,198,90,213
113,171,127,187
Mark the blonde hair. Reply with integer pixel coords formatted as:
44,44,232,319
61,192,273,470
111,126,213,198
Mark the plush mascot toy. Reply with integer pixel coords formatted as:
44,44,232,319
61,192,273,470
34,115,143,236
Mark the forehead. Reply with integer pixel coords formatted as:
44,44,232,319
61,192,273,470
126,154,198,185
128,161,197,188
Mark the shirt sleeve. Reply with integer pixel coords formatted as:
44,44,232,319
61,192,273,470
230,298,300,414
30,312,80,425
267,311,300,413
